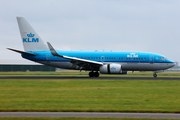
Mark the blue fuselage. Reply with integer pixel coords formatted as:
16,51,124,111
22,51,175,71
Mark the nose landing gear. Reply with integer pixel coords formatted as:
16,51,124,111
153,73,157,78
89,71,99,77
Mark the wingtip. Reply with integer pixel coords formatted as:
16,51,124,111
7,48,12,50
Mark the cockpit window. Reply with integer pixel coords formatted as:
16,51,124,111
160,57,167,60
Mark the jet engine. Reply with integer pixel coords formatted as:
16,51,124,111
99,64,128,74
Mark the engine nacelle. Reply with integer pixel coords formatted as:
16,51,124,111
99,64,128,74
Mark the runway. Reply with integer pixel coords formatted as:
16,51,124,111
1,76,180,80
1,112,180,119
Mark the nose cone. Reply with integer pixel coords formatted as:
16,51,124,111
168,60,175,68
172,62,176,67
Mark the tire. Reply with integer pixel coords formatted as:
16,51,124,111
153,74,157,78
94,72,99,77
89,72,94,77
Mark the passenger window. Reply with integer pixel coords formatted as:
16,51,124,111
144,58,146,60
112,58,113,59
134,58,135,60
139,58,140,60
129,58,130,60
141,58,143,60
114,58,116,59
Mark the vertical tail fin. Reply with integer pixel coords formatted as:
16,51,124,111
17,17,48,51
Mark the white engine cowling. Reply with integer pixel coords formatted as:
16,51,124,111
99,64,128,74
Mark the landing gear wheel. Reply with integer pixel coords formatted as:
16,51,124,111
94,72,99,77
89,72,94,77
153,73,157,78
89,71,100,77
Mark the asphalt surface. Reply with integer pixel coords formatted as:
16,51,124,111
1,76,180,80
0,112,180,118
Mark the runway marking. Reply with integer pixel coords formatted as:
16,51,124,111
0,112,180,119
0,76,180,80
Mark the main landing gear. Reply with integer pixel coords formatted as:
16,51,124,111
153,73,157,78
89,71,99,77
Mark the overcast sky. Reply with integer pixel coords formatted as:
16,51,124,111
1,0,180,64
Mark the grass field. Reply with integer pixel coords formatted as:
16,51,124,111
0,71,180,77
0,78,180,113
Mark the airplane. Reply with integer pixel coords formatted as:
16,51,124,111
8,17,175,78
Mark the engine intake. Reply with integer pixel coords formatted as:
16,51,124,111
99,64,127,74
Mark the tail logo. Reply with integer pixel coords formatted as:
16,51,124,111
27,33,35,37
23,33,39,42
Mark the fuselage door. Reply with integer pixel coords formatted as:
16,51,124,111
149,55,154,64
101,56,105,63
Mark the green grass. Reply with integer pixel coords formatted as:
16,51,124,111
0,118,179,120
0,79,180,112
0,71,180,77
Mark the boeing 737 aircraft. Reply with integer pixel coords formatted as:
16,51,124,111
8,17,175,78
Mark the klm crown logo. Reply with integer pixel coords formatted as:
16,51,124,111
111,67,116,70
23,33,39,43
27,33,35,37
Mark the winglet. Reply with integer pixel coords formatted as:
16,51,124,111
47,42,63,57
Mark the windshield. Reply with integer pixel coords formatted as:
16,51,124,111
160,57,167,60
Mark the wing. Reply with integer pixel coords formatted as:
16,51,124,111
47,42,103,70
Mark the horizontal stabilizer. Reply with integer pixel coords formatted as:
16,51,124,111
7,48,36,56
